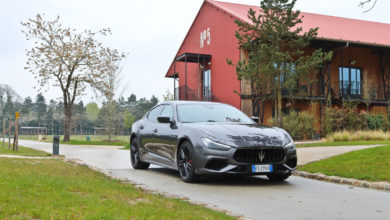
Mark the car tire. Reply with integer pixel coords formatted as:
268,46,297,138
177,141,197,183
130,138,150,169
267,172,291,181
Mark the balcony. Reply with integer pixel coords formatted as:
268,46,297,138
331,80,385,103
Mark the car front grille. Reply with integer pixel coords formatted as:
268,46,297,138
233,148,285,164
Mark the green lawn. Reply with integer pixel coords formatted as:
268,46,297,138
0,146,51,157
299,145,390,182
0,158,234,219
19,135,129,146
296,140,390,148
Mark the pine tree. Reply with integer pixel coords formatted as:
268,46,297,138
3,91,14,116
34,93,47,127
228,0,332,127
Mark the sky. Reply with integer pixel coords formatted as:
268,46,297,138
1,0,389,104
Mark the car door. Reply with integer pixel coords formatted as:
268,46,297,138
139,105,165,160
154,104,178,164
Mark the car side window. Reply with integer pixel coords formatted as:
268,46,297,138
147,105,164,123
160,104,174,121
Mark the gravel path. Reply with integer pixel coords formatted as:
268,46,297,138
297,144,383,165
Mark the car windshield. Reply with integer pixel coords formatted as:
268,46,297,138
177,103,255,124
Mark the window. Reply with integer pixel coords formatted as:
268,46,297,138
147,105,164,123
160,105,174,121
339,67,361,96
203,69,211,101
176,103,254,124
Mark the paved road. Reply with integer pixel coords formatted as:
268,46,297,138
18,140,390,220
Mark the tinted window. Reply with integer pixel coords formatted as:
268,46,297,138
177,103,254,124
160,105,174,121
147,105,164,123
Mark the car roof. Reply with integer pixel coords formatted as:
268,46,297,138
160,101,227,106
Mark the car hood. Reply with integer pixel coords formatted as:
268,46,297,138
187,123,291,147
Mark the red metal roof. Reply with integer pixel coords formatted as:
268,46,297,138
207,0,390,48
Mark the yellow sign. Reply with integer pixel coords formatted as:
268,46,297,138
15,112,19,119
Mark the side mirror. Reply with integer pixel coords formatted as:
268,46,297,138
251,116,259,124
157,116,173,124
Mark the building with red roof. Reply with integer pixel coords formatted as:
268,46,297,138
165,0,390,134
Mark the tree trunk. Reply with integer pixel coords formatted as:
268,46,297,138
63,104,72,142
277,88,283,128
277,73,283,128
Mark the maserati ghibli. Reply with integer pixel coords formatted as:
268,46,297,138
130,101,297,183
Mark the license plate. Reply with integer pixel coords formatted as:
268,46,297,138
252,164,273,173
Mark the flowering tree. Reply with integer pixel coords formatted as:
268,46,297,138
22,14,125,141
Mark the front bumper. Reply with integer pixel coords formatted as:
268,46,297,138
193,145,297,175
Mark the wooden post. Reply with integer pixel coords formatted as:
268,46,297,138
8,120,11,149
14,116,19,151
2,119,5,148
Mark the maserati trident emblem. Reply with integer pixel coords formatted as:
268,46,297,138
258,150,265,162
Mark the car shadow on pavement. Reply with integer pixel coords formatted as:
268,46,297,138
147,167,292,187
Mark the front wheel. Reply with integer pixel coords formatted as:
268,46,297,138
267,172,291,181
130,138,150,169
177,141,197,183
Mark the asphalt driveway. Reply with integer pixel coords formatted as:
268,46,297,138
16,140,390,220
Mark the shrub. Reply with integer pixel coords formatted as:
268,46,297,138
366,114,383,130
324,106,367,135
269,111,315,140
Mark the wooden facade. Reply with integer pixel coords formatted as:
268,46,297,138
240,40,390,134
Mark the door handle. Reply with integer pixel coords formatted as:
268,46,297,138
139,125,144,129
153,129,158,133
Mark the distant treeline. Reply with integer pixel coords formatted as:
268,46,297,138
1,92,159,136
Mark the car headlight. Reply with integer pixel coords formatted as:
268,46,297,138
284,141,296,152
202,138,231,151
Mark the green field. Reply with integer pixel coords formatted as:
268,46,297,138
0,158,234,219
19,135,129,146
299,145,390,182
0,145,51,157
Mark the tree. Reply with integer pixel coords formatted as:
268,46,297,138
21,97,33,127
22,14,125,142
163,89,174,101
94,63,123,142
46,100,56,134
362,70,376,113
228,0,332,127
123,109,135,131
3,91,14,116
34,93,46,127
86,102,99,122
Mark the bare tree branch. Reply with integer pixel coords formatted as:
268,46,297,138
359,0,378,13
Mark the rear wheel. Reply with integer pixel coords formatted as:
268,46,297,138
177,141,197,183
267,172,291,181
130,138,150,169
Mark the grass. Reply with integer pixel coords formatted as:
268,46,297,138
19,135,129,146
296,140,390,148
0,158,234,219
327,130,390,142
0,145,51,157
299,145,390,182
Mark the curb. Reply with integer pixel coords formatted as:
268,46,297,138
293,170,390,192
